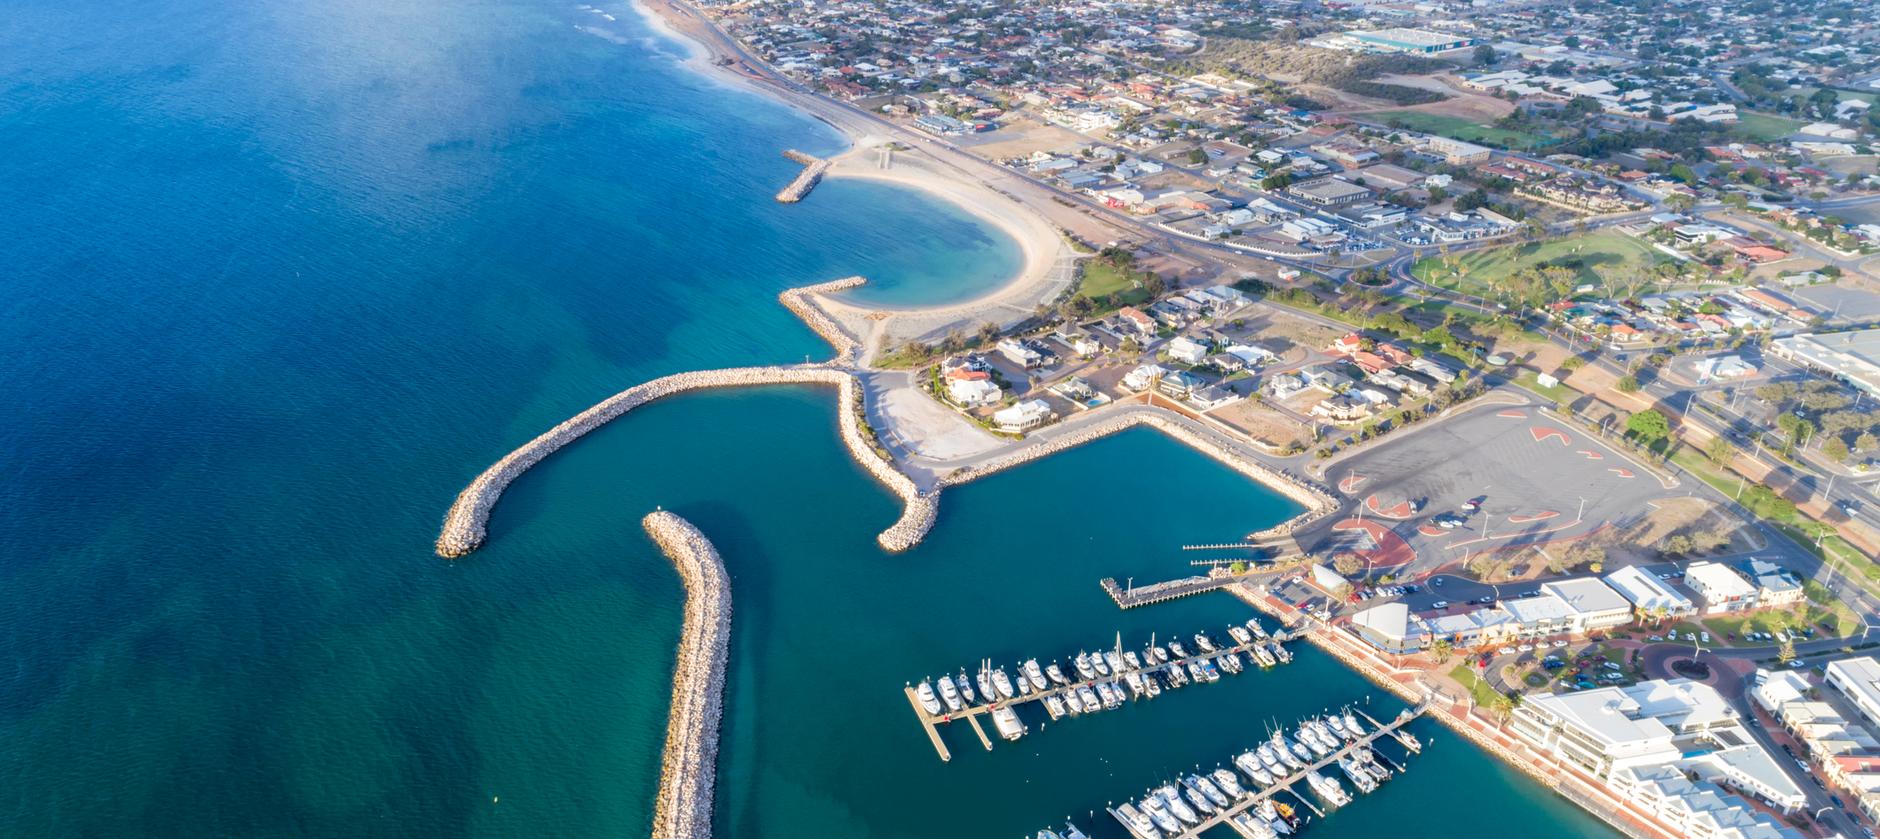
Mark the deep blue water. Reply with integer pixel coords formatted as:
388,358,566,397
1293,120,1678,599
0,0,1616,836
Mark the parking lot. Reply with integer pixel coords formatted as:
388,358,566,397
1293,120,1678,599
1309,402,1673,576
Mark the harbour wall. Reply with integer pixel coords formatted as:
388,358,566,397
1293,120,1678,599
776,275,864,363
940,408,1337,521
436,366,934,557
775,149,831,203
642,510,732,839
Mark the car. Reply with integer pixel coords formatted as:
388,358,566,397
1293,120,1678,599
1684,632,1696,641
1790,659,1808,669
1434,514,1464,529
1649,635,1663,642
1553,639,1569,648
1432,600,1449,609
1518,643,1534,652
1432,577,1444,587
1700,632,1710,643
1776,631,1789,643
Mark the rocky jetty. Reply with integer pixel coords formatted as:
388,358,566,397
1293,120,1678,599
775,149,831,203
642,510,731,839
777,275,864,363
436,365,933,558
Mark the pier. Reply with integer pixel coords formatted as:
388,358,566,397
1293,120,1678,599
775,149,831,202
1108,704,1428,839
1100,575,1241,609
904,628,1295,762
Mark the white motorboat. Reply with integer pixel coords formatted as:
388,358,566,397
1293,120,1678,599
1250,645,1276,668
1077,685,1101,712
1189,774,1230,809
1343,710,1365,737
1236,751,1274,787
1117,802,1162,838
1181,784,1214,817
1273,735,1304,769
1014,671,1031,696
937,677,962,712
1101,682,1124,709
1288,737,1314,765
1047,662,1069,685
1044,694,1067,720
1062,823,1090,839
1074,652,1097,681
1233,813,1279,839
1338,758,1377,794
1399,730,1423,754
1246,618,1269,639
1307,770,1350,807
1268,642,1291,664
1149,645,1169,664
1256,743,1284,773
1125,671,1146,698
1104,650,1125,674
992,706,1025,741
1186,660,1206,683
916,680,942,715
1259,800,1297,835
1212,767,1248,799
1139,797,1180,835
1169,641,1189,659
992,667,1015,700
1165,664,1188,687
976,667,995,701
1123,650,1143,670
1158,784,1199,825
955,672,975,705
1326,713,1349,739
1063,688,1085,715
1024,658,1046,687
1228,625,1253,645
1194,633,1217,653
1091,653,1111,678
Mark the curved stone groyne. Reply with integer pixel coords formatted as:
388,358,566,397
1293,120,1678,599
942,408,1338,521
642,510,732,839
777,276,865,363
436,366,934,557
776,149,831,203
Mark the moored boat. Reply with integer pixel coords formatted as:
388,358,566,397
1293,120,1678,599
1024,658,1046,687
1047,662,1069,685
916,680,941,715
1074,652,1097,681
992,706,1025,741
1194,633,1217,653
957,672,975,705
1116,802,1162,838
1212,767,1248,799
1158,784,1198,825
1140,797,1180,835
992,667,1015,700
1044,694,1067,720
938,677,962,712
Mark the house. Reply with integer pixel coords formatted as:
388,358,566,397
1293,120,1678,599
947,376,1002,407
1165,335,1210,365
1052,329,1102,359
996,337,1047,369
1122,364,1167,392
1189,383,1243,410
1310,394,1375,423
1745,560,1804,609
1684,561,1757,614
1223,343,1278,368
1117,306,1157,336
992,399,1054,433
1156,370,1208,399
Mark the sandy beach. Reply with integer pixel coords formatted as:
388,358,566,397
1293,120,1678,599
629,0,1118,354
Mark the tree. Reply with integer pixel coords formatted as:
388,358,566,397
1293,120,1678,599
1660,534,1694,556
1706,435,1736,467
1858,431,1879,453
1431,639,1455,664
1473,44,1498,65
1616,374,1640,393
1333,554,1365,577
1825,437,1851,462
1229,561,1249,574
1626,409,1670,445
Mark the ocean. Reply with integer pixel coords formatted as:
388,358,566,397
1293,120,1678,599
0,0,1616,835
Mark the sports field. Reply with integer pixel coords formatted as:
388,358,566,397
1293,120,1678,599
1412,230,1672,297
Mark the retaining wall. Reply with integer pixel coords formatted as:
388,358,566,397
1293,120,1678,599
941,408,1337,520
642,510,732,839
436,366,933,557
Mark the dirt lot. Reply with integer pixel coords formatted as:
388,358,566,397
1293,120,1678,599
1210,399,1314,449
956,116,1092,160
1600,497,1760,565
1346,74,1516,123
1236,302,1347,354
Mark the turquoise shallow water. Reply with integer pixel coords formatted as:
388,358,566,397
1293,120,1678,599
0,0,1614,835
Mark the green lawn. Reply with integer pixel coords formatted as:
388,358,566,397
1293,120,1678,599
1373,110,1553,150
1076,259,1150,302
1412,231,1671,297
1450,664,1504,706
1511,370,1573,404
1731,112,1807,143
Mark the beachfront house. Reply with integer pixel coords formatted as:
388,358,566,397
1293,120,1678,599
992,399,1054,434
1165,336,1209,365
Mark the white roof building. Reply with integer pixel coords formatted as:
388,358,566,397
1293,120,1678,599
1751,668,1812,714
1166,336,1209,365
1539,577,1635,632
1685,561,1757,614
991,399,1053,433
1828,657,1880,728
1604,566,1696,617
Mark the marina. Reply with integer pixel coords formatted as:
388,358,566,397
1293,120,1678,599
1095,704,1427,839
905,620,1297,761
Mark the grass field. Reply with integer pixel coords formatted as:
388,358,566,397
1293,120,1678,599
1076,258,1151,302
1374,110,1552,150
1412,230,1670,296
1731,111,1807,143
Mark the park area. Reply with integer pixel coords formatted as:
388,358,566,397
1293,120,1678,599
1730,112,1807,143
1373,110,1554,150
1411,230,1673,300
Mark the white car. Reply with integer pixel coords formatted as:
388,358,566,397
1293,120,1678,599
1552,639,1569,648
1517,643,1534,652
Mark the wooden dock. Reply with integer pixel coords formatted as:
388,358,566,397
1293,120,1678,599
1111,704,1429,839
903,629,1295,762
1100,575,1240,608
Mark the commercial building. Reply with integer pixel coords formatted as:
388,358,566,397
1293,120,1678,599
1827,657,1880,727
1538,577,1635,633
1287,177,1373,207
1603,566,1696,619
1685,562,1758,614
1769,328,1880,398
1424,136,1492,166
1343,27,1478,54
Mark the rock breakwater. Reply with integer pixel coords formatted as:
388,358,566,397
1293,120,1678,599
775,149,830,203
777,275,864,363
642,510,731,839
436,365,934,557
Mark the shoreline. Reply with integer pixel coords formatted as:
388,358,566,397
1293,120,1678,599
627,0,1080,349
